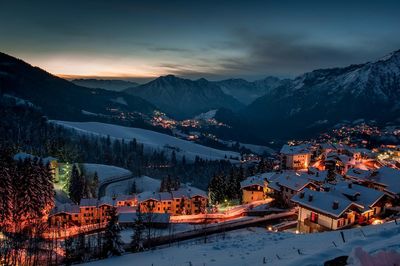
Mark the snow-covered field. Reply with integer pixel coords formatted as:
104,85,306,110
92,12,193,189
52,121,240,162
220,140,275,155
83,221,400,266
104,175,161,196
82,163,132,182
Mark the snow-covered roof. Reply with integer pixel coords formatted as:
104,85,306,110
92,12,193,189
50,203,80,215
13,152,58,164
345,168,372,181
137,191,160,202
159,192,173,201
291,188,363,218
240,175,266,189
306,168,328,183
270,171,314,192
367,167,400,195
280,144,311,155
138,185,207,202
332,182,387,210
186,186,208,198
80,198,99,207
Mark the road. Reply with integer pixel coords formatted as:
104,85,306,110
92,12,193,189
97,173,133,198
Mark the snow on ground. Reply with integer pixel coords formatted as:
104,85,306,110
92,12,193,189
52,121,240,162
82,163,132,183
83,221,400,266
220,140,275,155
105,175,161,196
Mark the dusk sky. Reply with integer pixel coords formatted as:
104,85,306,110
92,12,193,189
1,0,400,82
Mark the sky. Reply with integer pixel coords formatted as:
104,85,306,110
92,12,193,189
1,0,400,82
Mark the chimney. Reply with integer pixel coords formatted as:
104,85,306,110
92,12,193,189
299,191,305,198
308,194,313,202
332,200,339,210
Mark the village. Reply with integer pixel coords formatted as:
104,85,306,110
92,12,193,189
41,138,400,239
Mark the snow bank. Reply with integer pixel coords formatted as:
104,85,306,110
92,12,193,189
52,121,240,162
82,221,400,266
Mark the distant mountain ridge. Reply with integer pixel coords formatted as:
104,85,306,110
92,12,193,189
236,49,400,139
0,52,155,121
71,78,139,91
214,76,290,104
124,75,245,119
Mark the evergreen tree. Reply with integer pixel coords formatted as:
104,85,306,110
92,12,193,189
130,180,137,195
208,174,226,204
103,207,124,257
171,151,177,166
92,171,99,198
69,164,84,204
0,151,14,228
131,208,145,252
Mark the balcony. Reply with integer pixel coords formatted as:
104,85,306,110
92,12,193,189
302,218,330,233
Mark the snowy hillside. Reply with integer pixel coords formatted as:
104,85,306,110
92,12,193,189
82,163,132,182
52,120,240,162
193,109,217,120
83,221,400,266
104,175,161,196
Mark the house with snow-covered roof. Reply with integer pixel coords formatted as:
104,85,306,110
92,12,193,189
49,203,80,227
280,144,312,170
332,182,390,223
363,167,400,198
240,172,276,204
292,188,363,233
267,171,318,206
137,186,208,215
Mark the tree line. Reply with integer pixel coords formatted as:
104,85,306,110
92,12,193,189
0,150,54,265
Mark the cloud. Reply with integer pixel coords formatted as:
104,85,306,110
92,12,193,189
211,29,378,77
150,29,400,80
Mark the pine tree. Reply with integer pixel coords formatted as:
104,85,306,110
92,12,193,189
69,164,84,204
0,152,14,228
92,171,99,198
131,208,145,252
103,207,124,257
171,151,177,166
130,180,137,195
208,174,226,204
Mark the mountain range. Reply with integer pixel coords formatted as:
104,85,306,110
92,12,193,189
1,49,400,142
0,52,155,121
71,78,139,91
238,49,400,139
214,76,290,105
124,75,245,119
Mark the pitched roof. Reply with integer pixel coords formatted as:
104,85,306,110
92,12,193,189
345,168,372,181
291,188,362,218
367,167,400,195
50,203,80,215
80,198,99,207
270,171,314,192
333,182,387,210
137,191,160,202
280,144,311,155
